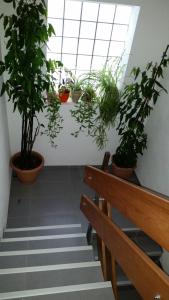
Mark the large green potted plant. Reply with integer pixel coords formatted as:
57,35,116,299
0,0,63,183
71,67,120,148
112,45,169,179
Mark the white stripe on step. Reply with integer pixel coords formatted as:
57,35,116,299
0,245,92,256
5,224,81,232
0,282,112,299
1,233,85,242
0,261,101,275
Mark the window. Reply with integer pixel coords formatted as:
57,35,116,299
47,0,139,77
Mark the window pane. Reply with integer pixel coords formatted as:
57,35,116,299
64,20,80,38
111,24,128,41
94,40,109,56
92,56,106,70
80,21,96,39
96,23,112,40
65,0,82,20
47,52,61,61
47,37,62,53
48,19,63,37
109,41,124,56
48,0,64,18
62,54,76,70
76,70,89,77
98,3,115,23
82,2,99,21
62,37,78,54
114,5,132,24
78,39,94,55
77,55,91,70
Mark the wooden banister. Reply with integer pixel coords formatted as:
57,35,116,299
84,166,169,252
81,195,169,299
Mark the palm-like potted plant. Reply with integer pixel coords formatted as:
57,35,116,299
71,67,120,148
0,0,63,183
69,75,84,103
112,45,169,179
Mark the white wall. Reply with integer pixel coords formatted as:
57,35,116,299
2,0,169,168
0,46,11,238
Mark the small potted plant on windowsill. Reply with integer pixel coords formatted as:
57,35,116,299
112,45,169,179
0,0,63,183
69,76,84,103
58,81,70,103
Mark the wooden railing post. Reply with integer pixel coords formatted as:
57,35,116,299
98,198,119,300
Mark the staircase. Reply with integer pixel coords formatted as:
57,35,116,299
90,207,162,298
0,224,114,299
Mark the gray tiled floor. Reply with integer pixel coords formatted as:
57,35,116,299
7,166,142,300
8,167,92,230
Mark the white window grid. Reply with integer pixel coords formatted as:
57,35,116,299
47,0,132,77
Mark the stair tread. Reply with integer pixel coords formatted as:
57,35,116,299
4,225,82,238
0,235,87,251
5,224,82,232
0,264,103,293
0,246,94,269
0,261,100,274
0,282,113,300
130,234,162,255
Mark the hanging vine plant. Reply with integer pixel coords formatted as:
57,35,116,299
71,67,120,149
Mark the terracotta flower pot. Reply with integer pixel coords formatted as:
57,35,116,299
10,151,44,184
58,91,70,103
112,161,135,179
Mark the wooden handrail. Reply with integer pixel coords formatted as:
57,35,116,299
84,166,169,252
81,195,169,299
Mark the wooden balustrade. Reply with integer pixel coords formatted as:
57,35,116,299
81,165,169,300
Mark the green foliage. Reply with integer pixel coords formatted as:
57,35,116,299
42,99,63,148
114,45,169,168
71,67,120,149
0,0,63,167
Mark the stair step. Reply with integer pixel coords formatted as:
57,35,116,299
0,246,93,268
112,208,139,231
0,262,103,293
128,233,162,257
0,282,113,300
4,224,82,238
117,256,161,287
0,234,87,251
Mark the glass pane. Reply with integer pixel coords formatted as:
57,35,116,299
82,2,99,21
114,5,132,24
64,20,80,38
78,39,94,55
92,56,106,70
76,70,89,77
77,55,92,70
48,18,63,37
62,37,78,54
96,23,112,40
94,40,109,56
47,52,61,61
65,0,82,20
47,37,62,53
48,0,64,18
98,3,115,23
62,54,76,70
111,24,128,41
80,21,96,39
109,41,124,56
